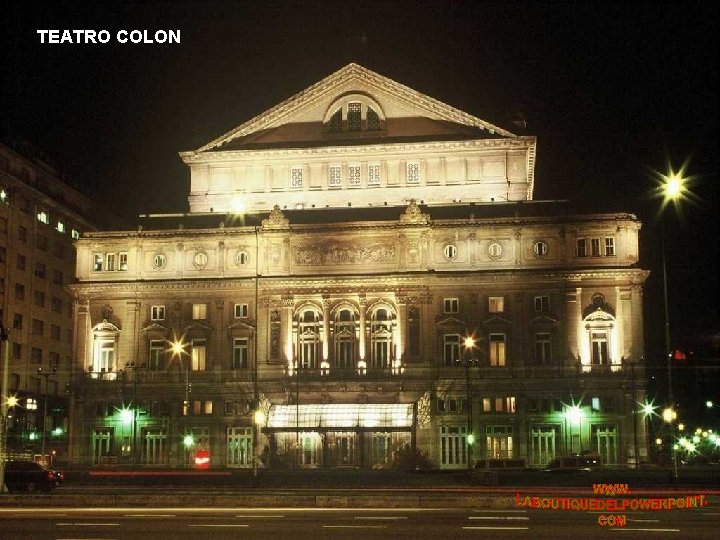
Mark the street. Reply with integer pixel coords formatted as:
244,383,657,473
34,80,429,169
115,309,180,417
1,506,719,539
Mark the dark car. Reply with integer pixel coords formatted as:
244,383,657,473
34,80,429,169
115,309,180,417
3,460,63,493
542,454,603,473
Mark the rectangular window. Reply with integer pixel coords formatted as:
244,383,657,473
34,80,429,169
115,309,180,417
347,102,362,131
12,343,21,359
151,305,166,321
53,241,64,258
149,340,164,370
591,331,609,365
290,167,303,188
49,352,60,369
605,237,615,256
576,238,587,257
535,333,552,364
71,229,80,239
18,225,27,242
36,235,47,250
488,296,504,313
51,324,61,340
106,253,116,271
232,338,249,369
329,165,342,187
443,334,461,366
0,247,4,264
93,253,104,271
192,304,207,320
234,303,249,319
348,164,361,187
0,217,5,232
406,162,420,184
489,333,506,367
16,254,26,270
34,290,45,307
534,296,550,312
32,319,44,336
15,283,25,300
56,221,65,233
37,210,49,224
368,163,380,186
13,314,23,330
52,269,63,285
119,252,128,271
51,297,62,312
31,347,42,364
486,425,514,459
191,339,207,371
591,238,601,256
443,298,459,314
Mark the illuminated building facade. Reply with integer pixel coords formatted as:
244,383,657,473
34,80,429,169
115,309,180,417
0,141,113,463
67,64,649,469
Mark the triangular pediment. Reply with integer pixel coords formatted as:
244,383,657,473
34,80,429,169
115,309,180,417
482,315,512,326
194,63,516,152
141,322,170,333
435,315,467,327
531,314,560,325
226,320,257,332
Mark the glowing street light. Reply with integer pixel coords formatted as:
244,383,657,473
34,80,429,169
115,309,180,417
119,407,133,426
662,407,677,424
564,402,586,454
183,434,194,448
706,400,714,408
462,335,476,471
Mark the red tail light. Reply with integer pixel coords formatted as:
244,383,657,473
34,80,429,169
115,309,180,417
47,471,54,480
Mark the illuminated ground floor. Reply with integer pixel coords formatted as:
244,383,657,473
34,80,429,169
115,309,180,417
68,393,647,469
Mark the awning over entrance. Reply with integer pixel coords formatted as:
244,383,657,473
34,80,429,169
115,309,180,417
267,404,414,429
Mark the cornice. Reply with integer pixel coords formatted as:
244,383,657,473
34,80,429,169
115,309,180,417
67,268,650,297
182,136,534,164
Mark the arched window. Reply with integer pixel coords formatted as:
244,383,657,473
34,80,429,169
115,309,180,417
370,308,393,369
323,94,386,134
581,295,618,371
334,309,356,369
298,309,321,369
90,320,120,379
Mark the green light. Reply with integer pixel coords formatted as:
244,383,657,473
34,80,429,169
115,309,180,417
52,427,64,436
119,408,133,425
183,434,194,447
28,432,38,440
467,433,475,445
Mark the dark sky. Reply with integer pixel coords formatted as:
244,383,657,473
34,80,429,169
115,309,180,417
1,1,718,353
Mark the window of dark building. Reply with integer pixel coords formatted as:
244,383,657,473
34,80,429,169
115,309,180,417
34,290,45,307
32,318,44,335
16,254,26,270
51,324,61,340
18,225,27,242
52,269,63,285
31,347,42,363
36,235,48,251
51,296,62,312
34,262,46,278
15,283,24,300
12,343,21,359
13,313,23,330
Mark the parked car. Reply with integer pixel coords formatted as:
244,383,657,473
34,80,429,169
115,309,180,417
3,460,63,493
543,454,603,473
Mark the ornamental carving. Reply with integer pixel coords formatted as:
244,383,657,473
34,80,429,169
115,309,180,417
262,205,290,230
399,199,431,226
293,243,396,266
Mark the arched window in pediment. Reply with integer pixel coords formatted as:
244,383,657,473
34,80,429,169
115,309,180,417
324,94,386,134
90,320,120,377
580,294,620,371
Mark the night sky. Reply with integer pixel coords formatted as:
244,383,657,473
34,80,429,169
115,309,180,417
1,1,718,368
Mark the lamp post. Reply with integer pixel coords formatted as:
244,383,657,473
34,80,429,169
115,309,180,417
37,366,55,464
1,324,11,493
659,169,686,479
463,336,476,471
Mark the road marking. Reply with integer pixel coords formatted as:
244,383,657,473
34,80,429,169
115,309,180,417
323,525,387,529
469,516,530,520
123,514,175,518
354,516,408,520
472,509,528,513
614,528,680,532
189,524,249,528
56,523,120,527
463,526,530,530
235,515,285,518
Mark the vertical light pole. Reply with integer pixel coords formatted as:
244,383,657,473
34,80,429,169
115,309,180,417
252,225,260,479
1,324,11,493
170,336,188,467
37,366,54,463
659,169,685,479
463,336,476,471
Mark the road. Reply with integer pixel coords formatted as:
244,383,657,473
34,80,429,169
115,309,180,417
1,506,719,539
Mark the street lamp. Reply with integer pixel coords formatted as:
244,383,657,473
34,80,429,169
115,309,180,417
37,366,55,464
462,336,476,471
1,324,10,493
565,403,585,454
656,166,688,479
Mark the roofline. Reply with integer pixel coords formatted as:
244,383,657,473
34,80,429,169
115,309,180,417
189,63,517,154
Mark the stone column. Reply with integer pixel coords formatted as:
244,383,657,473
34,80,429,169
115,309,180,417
322,296,330,361
358,295,367,361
